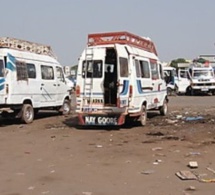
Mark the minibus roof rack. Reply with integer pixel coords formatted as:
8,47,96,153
0,37,56,58
88,31,158,56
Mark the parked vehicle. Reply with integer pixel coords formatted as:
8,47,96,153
75,31,168,126
177,62,215,95
0,37,71,123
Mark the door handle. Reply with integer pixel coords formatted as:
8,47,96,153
41,83,44,86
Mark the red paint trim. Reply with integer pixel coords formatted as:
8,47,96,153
88,31,158,56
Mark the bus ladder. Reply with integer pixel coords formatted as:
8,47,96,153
83,48,94,112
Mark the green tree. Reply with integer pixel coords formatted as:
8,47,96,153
193,58,206,64
170,58,187,69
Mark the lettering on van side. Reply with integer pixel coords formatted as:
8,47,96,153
86,99,104,104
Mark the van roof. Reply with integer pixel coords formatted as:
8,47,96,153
0,37,56,58
87,31,158,56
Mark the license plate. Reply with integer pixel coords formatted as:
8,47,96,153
201,88,208,91
84,116,118,125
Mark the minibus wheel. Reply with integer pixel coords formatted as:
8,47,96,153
59,99,71,115
21,104,34,124
160,99,168,116
139,105,147,126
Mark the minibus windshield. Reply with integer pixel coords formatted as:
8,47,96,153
193,69,213,78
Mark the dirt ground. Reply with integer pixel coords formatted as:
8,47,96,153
0,95,215,195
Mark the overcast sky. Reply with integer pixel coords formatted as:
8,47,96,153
1,0,215,66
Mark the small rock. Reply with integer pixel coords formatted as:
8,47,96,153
185,186,196,191
82,192,92,195
188,161,198,169
152,147,163,151
28,186,35,190
96,145,103,148
141,170,155,175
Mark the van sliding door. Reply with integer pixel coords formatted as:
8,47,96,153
40,65,57,106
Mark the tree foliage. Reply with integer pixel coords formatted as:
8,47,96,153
193,58,206,64
170,58,187,68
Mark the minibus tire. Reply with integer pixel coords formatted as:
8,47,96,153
139,105,147,126
21,104,34,124
59,99,71,115
160,99,168,116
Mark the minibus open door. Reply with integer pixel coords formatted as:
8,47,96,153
115,45,130,108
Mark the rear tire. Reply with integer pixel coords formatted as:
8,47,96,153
21,104,34,124
160,99,168,116
139,105,147,126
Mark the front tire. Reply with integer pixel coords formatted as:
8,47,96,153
59,99,71,115
21,104,34,124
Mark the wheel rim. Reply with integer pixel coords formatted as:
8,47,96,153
25,107,33,121
140,106,146,125
163,102,167,114
63,102,70,113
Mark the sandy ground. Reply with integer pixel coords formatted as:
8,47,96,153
0,95,215,195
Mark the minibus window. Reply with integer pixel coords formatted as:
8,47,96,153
135,60,141,78
0,60,4,77
140,60,150,78
16,61,28,81
82,60,102,78
150,62,159,79
41,65,54,80
56,66,65,82
159,64,164,79
119,57,128,77
27,63,36,79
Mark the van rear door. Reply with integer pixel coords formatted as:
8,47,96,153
80,48,105,111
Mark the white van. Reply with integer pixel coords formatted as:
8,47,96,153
0,37,71,123
75,32,168,126
177,62,215,95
